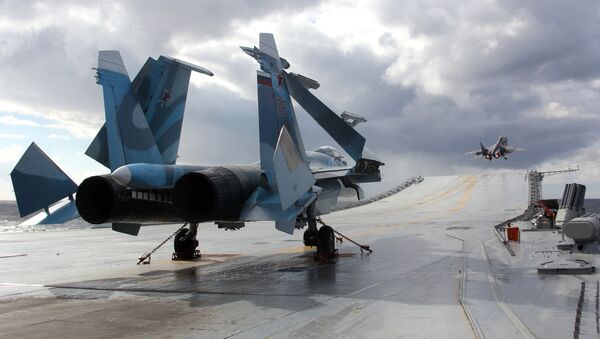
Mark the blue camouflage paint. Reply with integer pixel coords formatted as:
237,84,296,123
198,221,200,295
111,163,209,189
87,54,212,168
139,57,194,164
96,51,164,171
253,46,307,172
85,124,109,168
10,142,78,217
285,72,366,162
38,200,79,224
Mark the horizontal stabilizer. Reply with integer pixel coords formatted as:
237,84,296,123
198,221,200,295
18,199,80,226
10,142,78,217
272,126,315,211
38,200,79,224
112,223,141,236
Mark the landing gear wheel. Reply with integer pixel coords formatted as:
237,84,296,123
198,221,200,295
317,225,336,258
174,228,199,260
303,229,318,247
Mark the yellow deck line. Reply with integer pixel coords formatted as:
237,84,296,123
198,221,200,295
273,175,479,255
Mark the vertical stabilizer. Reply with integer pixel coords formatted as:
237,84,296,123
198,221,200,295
87,54,213,167
251,33,307,172
241,33,316,234
133,56,213,164
95,50,164,171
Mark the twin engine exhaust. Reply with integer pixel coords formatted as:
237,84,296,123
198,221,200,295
76,166,261,225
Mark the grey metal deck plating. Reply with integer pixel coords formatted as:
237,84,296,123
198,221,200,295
1,173,591,338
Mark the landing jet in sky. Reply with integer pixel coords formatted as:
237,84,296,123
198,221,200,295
10,33,383,259
466,136,524,160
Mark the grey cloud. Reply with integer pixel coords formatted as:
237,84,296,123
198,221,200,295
1,0,599,198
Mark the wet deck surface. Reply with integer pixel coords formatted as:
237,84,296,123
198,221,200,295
5,173,583,338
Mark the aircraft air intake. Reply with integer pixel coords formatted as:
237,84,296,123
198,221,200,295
76,175,180,224
172,166,261,223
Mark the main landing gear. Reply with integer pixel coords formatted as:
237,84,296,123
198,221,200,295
137,222,200,264
173,222,201,260
302,205,337,259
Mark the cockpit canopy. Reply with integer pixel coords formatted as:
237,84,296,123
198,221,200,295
310,146,347,168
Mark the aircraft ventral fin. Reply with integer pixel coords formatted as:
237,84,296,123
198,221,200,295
112,223,142,236
272,126,315,211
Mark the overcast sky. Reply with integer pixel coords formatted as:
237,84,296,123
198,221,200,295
0,0,599,201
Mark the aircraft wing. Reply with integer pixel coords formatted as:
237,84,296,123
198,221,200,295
284,71,383,182
465,150,483,156
312,166,353,179
311,165,379,184
504,147,525,154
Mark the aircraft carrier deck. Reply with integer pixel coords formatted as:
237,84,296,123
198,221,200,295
1,173,595,338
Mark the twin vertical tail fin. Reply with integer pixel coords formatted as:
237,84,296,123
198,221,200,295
10,51,213,225
10,142,79,224
86,51,213,170
132,56,213,164
480,142,487,154
93,51,164,171
242,33,316,234
253,33,308,171
252,33,314,210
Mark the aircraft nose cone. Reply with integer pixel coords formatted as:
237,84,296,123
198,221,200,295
112,166,132,187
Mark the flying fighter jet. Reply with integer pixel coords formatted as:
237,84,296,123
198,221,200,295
10,33,383,259
466,136,524,160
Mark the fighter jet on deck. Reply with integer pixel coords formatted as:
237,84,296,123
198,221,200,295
466,136,524,161
10,33,383,259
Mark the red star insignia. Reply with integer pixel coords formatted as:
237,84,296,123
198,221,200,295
276,74,284,88
159,89,172,106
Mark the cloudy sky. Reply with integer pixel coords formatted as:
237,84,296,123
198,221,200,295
0,0,599,201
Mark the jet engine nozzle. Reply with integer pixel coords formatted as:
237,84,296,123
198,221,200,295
172,166,261,223
76,175,121,224
76,175,180,225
